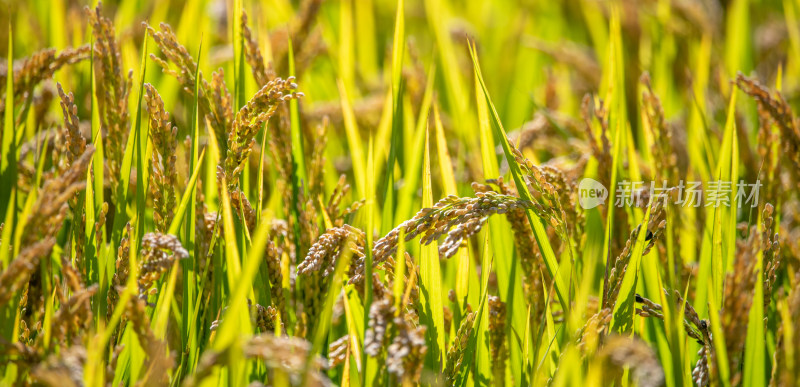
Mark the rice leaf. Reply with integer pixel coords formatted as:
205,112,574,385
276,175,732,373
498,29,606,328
181,39,202,375
0,24,16,223
111,34,148,248
338,80,366,197
211,171,252,386
707,281,731,387
470,231,493,385
467,41,568,311
394,63,435,224
697,90,738,313
379,0,405,235
419,124,446,372
233,0,245,110
610,203,653,332
167,149,206,235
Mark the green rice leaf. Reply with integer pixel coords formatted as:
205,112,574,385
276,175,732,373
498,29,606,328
467,41,568,311
380,0,406,235
0,24,16,223
338,80,366,197
610,203,653,332
181,38,202,375
419,124,446,372
211,171,252,386
707,281,731,387
362,136,379,386
167,149,206,236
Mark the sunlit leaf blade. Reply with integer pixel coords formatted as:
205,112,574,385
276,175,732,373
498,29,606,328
338,79,366,197
168,149,206,236
0,24,16,223
380,0,405,235
610,203,652,332
211,172,251,386
181,38,202,376
697,90,738,315
467,41,568,312
419,124,446,372
707,282,731,387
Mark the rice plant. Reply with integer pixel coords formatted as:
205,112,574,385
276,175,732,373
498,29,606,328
1,0,800,386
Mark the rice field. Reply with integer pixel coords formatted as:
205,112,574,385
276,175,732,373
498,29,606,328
1,0,799,385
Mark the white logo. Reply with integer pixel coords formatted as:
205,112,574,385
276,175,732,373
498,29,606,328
578,178,608,209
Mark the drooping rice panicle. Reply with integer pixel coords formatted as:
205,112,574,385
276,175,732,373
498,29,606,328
506,141,578,242
298,224,365,329
580,94,611,187
602,202,667,310
205,68,234,155
736,73,800,183
386,314,427,383
107,222,131,320
23,146,95,246
326,175,364,228
0,237,55,307
363,191,537,280
86,2,132,191
145,22,233,154
297,184,320,258
308,117,329,201
243,335,330,386
266,0,324,77
228,185,257,232
143,84,178,232
239,11,299,226
298,224,365,278
383,251,419,304
144,22,199,93
263,239,286,317
222,76,302,191
641,73,679,185
328,334,349,368
364,297,395,357
0,45,90,122
443,311,475,385
241,10,271,87
56,83,90,268
249,301,281,333
60,252,84,294
473,178,547,316
635,292,706,345
137,232,189,297
755,101,780,204
761,203,781,311
55,83,86,166
721,225,760,384
596,335,665,387
94,201,108,248
30,345,87,386
51,284,97,346
488,295,508,386
575,308,612,354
